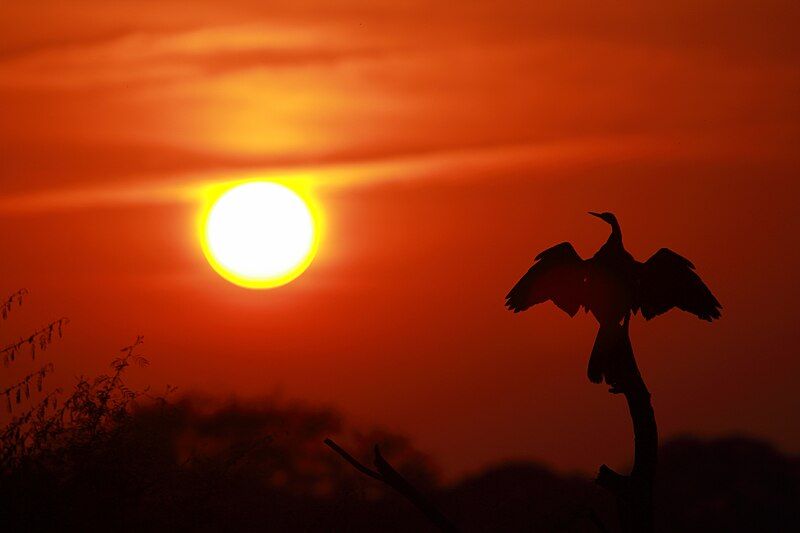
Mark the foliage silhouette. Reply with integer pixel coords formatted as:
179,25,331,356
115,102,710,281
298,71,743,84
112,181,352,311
2,380,797,532
0,301,791,532
4,260,790,533
1,289,68,413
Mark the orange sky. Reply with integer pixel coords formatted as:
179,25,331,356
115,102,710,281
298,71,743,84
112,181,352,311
1,0,799,477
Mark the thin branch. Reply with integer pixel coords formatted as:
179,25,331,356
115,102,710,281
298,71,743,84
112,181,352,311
0,289,27,321
2,364,55,412
0,317,69,365
324,438,383,481
325,438,459,533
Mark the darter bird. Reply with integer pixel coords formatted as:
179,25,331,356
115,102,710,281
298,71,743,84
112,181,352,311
505,212,721,386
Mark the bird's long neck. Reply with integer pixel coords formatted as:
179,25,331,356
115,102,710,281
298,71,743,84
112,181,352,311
606,219,622,247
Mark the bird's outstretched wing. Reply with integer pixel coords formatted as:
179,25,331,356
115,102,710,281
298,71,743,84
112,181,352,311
505,242,586,316
636,248,721,321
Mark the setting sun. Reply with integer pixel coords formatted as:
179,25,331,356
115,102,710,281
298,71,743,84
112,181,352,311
200,181,319,289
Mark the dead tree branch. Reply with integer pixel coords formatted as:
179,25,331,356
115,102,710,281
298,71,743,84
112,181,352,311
595,321,657,532
324,438,459,533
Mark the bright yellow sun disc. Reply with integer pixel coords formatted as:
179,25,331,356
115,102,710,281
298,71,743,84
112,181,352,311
201,182,319,288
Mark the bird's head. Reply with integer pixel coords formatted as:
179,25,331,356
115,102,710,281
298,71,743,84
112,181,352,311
588,211,618,225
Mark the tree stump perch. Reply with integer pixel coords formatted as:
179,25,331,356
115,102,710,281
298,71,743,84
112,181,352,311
595,321,657,533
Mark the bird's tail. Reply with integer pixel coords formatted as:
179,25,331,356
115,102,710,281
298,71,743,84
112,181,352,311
588,316,634,385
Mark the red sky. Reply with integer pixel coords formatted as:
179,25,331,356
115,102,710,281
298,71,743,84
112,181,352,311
1,0,799,478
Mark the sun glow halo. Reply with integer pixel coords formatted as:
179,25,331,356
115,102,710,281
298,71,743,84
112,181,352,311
200,181,319,289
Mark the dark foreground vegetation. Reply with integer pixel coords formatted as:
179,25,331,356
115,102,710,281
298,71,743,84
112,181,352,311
1,369,797,532
1,293,797,531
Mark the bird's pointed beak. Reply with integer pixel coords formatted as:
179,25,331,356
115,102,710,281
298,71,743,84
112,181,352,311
588,211,602,218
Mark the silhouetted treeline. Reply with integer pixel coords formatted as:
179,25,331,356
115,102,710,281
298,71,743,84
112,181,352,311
1,390,797,532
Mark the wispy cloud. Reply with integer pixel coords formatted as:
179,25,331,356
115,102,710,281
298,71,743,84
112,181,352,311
0,133,758,215
0,23,384,89
1,0,797,204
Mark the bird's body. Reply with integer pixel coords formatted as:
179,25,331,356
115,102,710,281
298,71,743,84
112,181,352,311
505,212,721,386
586,240,636,324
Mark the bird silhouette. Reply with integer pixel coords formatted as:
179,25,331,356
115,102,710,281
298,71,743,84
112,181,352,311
505,212,721,386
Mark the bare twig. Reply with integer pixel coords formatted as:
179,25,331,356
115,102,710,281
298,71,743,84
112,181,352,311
0,289,27,321
0,317,69,365
324,438,459,532
1,363,55,412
